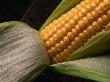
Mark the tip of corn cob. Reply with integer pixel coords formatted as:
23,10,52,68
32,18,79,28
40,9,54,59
41,0,110,63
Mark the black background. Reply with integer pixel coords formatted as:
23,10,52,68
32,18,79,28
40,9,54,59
0,0,61,30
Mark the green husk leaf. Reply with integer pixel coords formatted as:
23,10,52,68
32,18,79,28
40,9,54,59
66,30,110,61
50,55,110,82
0,21,50,82
40,0,83,31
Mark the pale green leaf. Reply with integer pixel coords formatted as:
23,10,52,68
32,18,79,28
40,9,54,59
50,55,110,82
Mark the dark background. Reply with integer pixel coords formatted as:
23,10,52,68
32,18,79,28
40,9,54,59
0,0,61,30
0,0,95,82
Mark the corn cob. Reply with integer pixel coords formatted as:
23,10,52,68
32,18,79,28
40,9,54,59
41,0,110,63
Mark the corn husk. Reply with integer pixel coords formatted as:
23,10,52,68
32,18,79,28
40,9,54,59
0,21,50,82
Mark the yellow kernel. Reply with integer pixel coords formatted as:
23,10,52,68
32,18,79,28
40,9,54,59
97,18,105,26
67,45,75,53
84,30,91,39
56,30,64,39
75,25,82,33
53,34,59,42
64,23,73,31
72,29,79,36
55,43,62,53
49,47,57,55
60,41,67,49
67,32,74,40
63,36,71,45
48,50,54,59
54,54,63,63
63,49,71,56
71,41,78,50
79,33,87,42
52,57,58,63
60,52,67,60
55,43,61,49
74,37,84,47
87,26,95,36
49,37,55,47
45,41,50,48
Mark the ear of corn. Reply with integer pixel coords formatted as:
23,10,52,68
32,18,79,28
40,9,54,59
50,55,110,82
41,0,110,63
